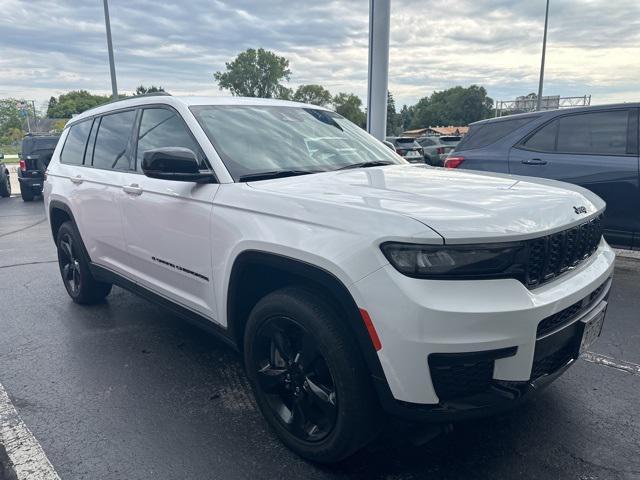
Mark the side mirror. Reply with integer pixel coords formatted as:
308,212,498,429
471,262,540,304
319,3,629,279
142,147,215,183
382,140,395,151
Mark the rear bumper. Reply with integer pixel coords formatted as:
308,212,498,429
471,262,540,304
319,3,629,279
17,174,44,191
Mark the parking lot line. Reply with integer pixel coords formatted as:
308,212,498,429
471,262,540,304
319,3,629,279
0,382,61,480
583,351,640,376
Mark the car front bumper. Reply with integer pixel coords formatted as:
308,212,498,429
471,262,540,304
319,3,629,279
352,239,615,420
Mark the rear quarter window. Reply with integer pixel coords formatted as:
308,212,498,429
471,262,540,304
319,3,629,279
456,116,538,151
60,121,92,165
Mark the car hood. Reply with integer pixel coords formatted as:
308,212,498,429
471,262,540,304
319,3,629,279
248,164,605,243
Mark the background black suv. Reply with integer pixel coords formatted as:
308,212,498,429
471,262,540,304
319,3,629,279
18,133,60,201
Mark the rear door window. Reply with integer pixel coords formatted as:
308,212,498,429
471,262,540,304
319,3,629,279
556,110,630,155
135,108,206,171
92,110,136,170
523,120,558,152
456,116,538,151
60,120,92,165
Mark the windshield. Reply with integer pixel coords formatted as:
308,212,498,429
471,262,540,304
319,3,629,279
190,105,404,181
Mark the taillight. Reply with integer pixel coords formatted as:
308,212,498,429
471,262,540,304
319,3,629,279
19,160,27,171
444,156,465,168
436,147,445,155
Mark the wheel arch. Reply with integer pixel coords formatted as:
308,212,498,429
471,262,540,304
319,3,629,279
49,200,77,243
226,250,391,399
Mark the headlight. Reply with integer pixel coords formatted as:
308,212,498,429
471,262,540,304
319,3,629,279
380,242,527,279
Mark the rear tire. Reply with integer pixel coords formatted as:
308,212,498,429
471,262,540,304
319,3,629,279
244,286,380,462
56,221,112,304
20,187,34,202
0,173,10,197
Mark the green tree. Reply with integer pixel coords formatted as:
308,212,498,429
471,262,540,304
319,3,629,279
400,104,413,131
332,93,366,128
0,99,23,137
214,48,291,98
51,119,68,133
410,85,493,128
292,84,333,107
386,91,401,135
135,85,166,95
46,90,111,118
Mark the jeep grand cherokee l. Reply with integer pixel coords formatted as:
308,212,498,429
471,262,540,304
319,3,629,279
44,95,615,462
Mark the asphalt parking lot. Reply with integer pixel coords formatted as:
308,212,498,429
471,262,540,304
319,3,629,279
1,194,639,480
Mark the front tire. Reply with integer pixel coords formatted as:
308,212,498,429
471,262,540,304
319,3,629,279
244,287,379,462
56,221,112,304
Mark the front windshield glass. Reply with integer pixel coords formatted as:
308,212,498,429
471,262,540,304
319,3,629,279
190,105,404,181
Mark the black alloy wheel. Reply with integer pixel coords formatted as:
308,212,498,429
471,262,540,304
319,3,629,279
58,232,82,296
252,316,338,442
55,221,112,304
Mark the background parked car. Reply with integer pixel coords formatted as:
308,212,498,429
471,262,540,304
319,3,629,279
0,153,11,198
438,135,462,148
444,104,640,249
18,133,60,201
386,136,425,163
416,136,455,166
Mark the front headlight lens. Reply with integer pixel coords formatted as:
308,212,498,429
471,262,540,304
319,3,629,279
380,242,526,279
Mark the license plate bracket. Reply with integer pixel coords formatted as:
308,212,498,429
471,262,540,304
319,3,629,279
579,303,607,354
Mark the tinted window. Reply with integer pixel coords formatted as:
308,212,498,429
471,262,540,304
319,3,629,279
524,120,558,151
136,108,205,171
556,110,629,155
60,121,92,165
92,110,136,170
456,116,538,151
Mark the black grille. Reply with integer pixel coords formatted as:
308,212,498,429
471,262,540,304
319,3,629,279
428,347,517,402
524,215,603,288
530,341,576,380
536,278,610,338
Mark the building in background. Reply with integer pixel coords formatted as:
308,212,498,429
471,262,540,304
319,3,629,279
401,126,469,137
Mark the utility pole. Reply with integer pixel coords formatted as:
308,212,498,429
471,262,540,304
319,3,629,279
536,0,550,111
367,0,391,141
103,0,119,100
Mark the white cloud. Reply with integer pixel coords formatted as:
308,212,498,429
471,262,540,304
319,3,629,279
0,0,638,110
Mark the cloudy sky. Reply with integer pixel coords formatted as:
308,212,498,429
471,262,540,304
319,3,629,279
1,0,639,111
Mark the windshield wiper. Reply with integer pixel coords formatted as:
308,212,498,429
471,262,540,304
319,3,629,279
238,169,324,182
337,160,395,170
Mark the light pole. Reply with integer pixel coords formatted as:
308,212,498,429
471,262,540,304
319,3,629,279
367,0,391,140
103,0,119,100
536,0,550,111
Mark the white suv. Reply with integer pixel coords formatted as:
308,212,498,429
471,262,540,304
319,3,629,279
44,95,615,462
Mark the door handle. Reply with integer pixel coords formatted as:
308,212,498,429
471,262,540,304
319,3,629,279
521,158,547,165
70,175,83,184
122,184,143,196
